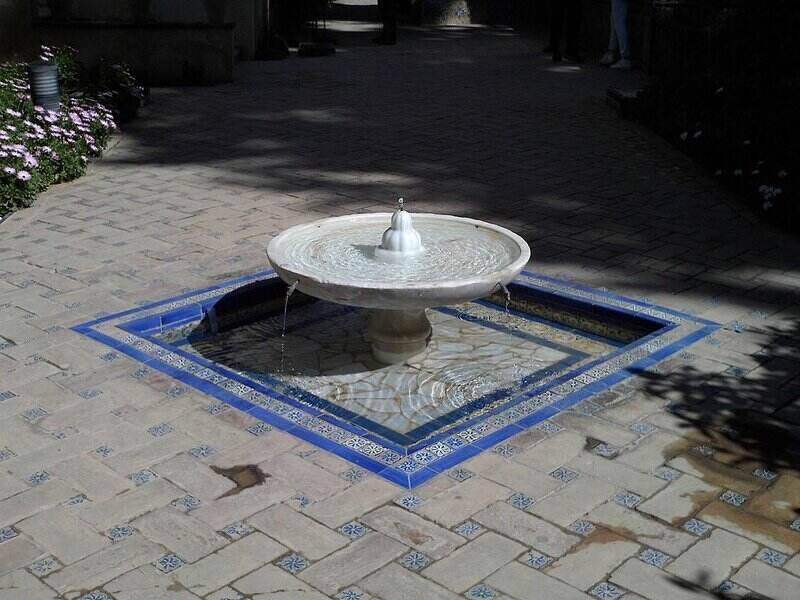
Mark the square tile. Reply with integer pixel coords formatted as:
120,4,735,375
790,519,800,532
465,584,498,599
64,494,88,506
171,495,202,511
550,467,579,483
752,467,778,481
221,521,254,540
247,422,272,436
453,520,483,538
592,443,620,459
335,588,370,600
493,444,518,458
28,555,62,577
691,445,715,457
567,520,595,536
523,550,553,569
629,422,656,435
654,466,682,481
0,390,17,401
447,468,474,482
720,490,747,507
79,389,102,399
154,553,185,573
189,444,216,459
166,386,187,398
79,592,112,600
107,525,135,542
147,423,174,437
0,447,15,462
129,469,158,486
638,548,671,568
613,491,642,509
508,492,535,510
399,550,431,571
682,518,712,536
275,552,310,574
94,445,114,458
206,402,229,415
537,420,564,434
339,467,368,483
338,521,368,540
394,494,423,510
589,582,624,600
21,407,47,422
757,547,788,567
26,471,51,486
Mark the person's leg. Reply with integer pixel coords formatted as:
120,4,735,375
613,0,630,59
565,0,582,61
601,0,619,64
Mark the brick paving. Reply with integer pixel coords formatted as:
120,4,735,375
2,25,800,600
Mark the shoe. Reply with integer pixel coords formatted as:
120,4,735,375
600,51,616,65
611,58,632,70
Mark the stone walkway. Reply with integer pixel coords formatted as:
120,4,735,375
2,26,800,600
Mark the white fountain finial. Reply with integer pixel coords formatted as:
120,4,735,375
374,197,425,262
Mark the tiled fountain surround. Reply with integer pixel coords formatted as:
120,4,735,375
73,270,719,488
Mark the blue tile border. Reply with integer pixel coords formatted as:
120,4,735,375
72,269,719,488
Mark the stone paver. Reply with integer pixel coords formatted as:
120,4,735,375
1,22,799,600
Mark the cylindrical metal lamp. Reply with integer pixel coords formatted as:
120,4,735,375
28,62,60,113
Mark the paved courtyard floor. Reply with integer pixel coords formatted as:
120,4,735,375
2,26,800,600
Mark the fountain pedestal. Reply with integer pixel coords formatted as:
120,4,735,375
367,308,432,364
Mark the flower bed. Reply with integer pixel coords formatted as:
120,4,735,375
1,46,141,221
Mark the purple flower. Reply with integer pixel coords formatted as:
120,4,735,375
16,170,31,182
3,166,17,175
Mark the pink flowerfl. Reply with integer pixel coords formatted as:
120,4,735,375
5,108,22,118
0,151,7,158
3,166,16,175
23,153,38,168
34,106,45,113
89,143,98,152
5,125,16,131
16,170,31,182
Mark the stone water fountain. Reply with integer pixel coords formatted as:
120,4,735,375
266,199,531,364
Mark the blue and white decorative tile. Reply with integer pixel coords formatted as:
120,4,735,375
147,423,174,437
28,555,62,577
100,352,118,363
523,550,553,569
131,367,150,380
691,445,715,457
338,521,368,540
453,520,483,539
567,520,595,536
26,471,51,486
0,526,18,544
493,444,518,458
399,550,431,571
638,548,671,568
447,468,474,482
790,519,800,532
757,547,788,567
79,591,112,600
171,495,201,511
21,407,47,422
94,445,114,458
465,583,497,599
536,421,564,435
720,490,747,507
588,582,624,600
247,422,272,436
107,525,135,542
79,389,102,400
592,443,620,459
752,467,778,481
221,521,254,540
0,390,16,401
290,494,311,509
716,580,751,596
129,469,158,486
613,491,642,509
0,447,15,462
629,422,657,436
206,402,229,415
654,466,682,482
275,552,310,574
508,492,535,510
339,467,368,484
63,494,89,506
154,553,185,573
682,519,712,536
394,494,424,510
550,467,579,483
189,444,216,459
166,386,187,398
335,587,370,600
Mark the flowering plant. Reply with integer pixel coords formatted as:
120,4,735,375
1,46,123,220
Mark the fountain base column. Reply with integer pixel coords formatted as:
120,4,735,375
366,309,432,364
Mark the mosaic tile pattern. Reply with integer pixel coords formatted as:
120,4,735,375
757,547,788,567
28,555,62,577
639,548,672,568
275,552,310,574
683,519,712,536
524,550,553,569
465,584,497,599
72,270,719,487
453,520,483,538
338,521,368,540
154,553,184,573
399,550,431,571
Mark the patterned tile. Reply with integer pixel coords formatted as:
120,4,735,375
757,547,788,567
752,467,778,481
247,422,272,436
589,582,624,600
453,520,483,538
691,445,715,457
94,445,114,458
339,467,368,483
465,584,497,599
0,390,17,401
447,467,474,482
21,407,47,422
629,422,657,435
613,491,642,509
171,495,202,511
79,592,112,600
399,550,431,571
654,466,682,481
682,518,712,536
166,385,187,398
26,470,51,486
154,553,185,573
147,423,174,437
567,520,595,536
189,444,216,459
550,467,579,483
493,444,518,458
537,420,564,434
338,521,368,540
100,352,118,362
129,469,158,486
107,525,135,542
79,389,102,399
275,552,309,574
221,521,254,540
790,519,800,532
592,443,620,459
28,555,62,577
720,490,747,507
716,580,751,596
639,548,671,568
523,550,553,569
0,447,15,462
508,492,535,510
131,367,150,380
394,494,423,510
335,588,369,600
